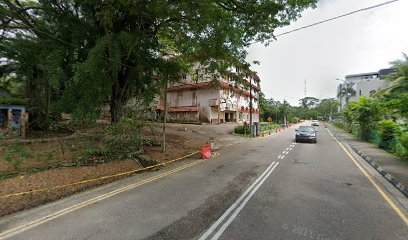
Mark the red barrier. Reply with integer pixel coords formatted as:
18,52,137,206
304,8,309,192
201,144,211,159
275,128,278,133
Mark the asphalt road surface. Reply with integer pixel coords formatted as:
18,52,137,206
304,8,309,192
1,123,407,240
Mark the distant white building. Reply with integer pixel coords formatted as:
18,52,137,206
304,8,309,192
337,68,394,109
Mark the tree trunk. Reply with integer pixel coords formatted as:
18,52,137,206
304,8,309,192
110,70,128,124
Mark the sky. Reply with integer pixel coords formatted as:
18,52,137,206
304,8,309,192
246,0,408,106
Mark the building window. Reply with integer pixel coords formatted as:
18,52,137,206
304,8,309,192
181,74,187,80
359,90,362,96
235,67,240,73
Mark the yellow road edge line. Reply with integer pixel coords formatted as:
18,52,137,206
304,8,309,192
327,129,408,225
0,151,201,199
0,159,206,240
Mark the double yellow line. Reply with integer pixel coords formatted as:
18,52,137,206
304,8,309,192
0,159,206,240
0,151,200,199
327,129,408,225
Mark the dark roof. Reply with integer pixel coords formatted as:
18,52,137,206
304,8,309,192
378,68,396,77
345,72,378,78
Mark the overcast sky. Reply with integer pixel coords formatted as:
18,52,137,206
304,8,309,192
247,0,408,106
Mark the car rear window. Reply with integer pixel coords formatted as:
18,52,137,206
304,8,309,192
299,126,315,132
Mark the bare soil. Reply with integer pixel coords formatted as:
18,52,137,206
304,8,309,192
0,122,247,217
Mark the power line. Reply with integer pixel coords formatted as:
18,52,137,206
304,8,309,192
255,0,399,42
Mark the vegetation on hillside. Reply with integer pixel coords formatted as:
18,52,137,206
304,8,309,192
334,54,408,160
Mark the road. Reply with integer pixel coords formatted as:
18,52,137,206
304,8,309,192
0,123,407,240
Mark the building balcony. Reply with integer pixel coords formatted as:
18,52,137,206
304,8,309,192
220,102,238,112
209,99,220,107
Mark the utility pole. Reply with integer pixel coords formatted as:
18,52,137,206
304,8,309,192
249,76,253,137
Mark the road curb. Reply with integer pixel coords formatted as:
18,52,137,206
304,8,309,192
328,125,408,198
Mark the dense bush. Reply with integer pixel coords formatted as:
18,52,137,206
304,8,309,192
377,120,400,151
84,118,144,158
396,131,408,160
291,117,300,123
234,124,250,135
333,120,344,129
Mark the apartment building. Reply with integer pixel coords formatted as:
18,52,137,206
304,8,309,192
153,63,261,124
337,68,394,109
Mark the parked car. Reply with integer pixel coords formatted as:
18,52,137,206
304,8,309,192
295,126,317,143
311,120,320,126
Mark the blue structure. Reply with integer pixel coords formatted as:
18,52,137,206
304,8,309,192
0,105,27,137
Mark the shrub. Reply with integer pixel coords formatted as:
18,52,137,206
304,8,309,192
377,120,400,151
333,120,344,129
291,117,300,123
82,118,144,159
396,131,408,160
234,124,250,135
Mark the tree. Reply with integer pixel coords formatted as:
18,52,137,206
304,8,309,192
315,98,339,120
376,54,408,119
1,0,317,126
259,92,279,122
346,97,382,141
337,83,356,108
299,97,319,109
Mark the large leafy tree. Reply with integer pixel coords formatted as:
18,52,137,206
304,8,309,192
1,0,317,125
299,96,319,109
346,97,382,141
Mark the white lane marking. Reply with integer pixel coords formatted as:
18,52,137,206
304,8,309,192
286,147,289,151
285,151,289,155
210,162,280,240
289,148,293,151
198,162,277,240
283,151,287,154
0,161,203,240
278,155,282,159
281,156,285,159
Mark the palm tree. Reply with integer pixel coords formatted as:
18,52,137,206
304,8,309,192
337,83,356,109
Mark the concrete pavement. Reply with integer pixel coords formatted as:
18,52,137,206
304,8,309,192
0,123,407,240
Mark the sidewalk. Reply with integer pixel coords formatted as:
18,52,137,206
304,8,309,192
329,125,408,197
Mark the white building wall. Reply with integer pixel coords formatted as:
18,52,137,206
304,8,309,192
355,79,390,98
